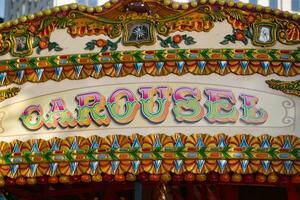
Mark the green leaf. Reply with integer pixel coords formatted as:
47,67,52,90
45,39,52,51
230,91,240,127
165,36,173,43
170,42,180,48
3,152,12,164
24,152,32,163
36,47,42,55
198,147,207,159
110,43,118,51
32,37,41,48
101,45,109,52
184,36,196,45
242,38,248,45
55,46,63,51
85,42,95,51
220,40,229,45
160,41,169,48
65,150,74,162
42,150,53,162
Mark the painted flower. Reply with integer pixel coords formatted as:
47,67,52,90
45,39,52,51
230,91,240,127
96,39,107,47
28,25,36,33
38,38,49,49
246,14,256,24
234,31,245,41
172,34,183,43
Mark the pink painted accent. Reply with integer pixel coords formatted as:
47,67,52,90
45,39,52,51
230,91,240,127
173,87,199,101
108,88,136,103
50,98,66,112
76,92,101,106
205,88,237,103
22,105,42,115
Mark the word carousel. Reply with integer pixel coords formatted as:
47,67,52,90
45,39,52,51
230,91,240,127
20,86,268,130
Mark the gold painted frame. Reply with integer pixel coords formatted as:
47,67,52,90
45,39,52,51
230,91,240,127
10,31,33,57
252,23,277,47
122,20,155,48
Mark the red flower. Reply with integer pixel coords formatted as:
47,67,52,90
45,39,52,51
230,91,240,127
246,14,256,24
172,34,183,43
96,39,107,47
234,31,245,41
39,38,49,49
28,25,36,33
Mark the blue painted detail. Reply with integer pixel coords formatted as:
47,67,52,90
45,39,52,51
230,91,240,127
70,162,78,175
283,62,292,75
10,165,19,176
13,143,20,153
196,160,205,172
17,70,25,81
240,61,249,74
176,61,185,73
94,64,102,75
283,136,293,149
155,62,164,73
19,63,27,68
142,153,151,159
217,160,227,173
30,164,38,176
74,65,83,78
35,69,44,81
234,54,244,59
261,160,270,172
90,161,99,175
71,138,79,150
280,55,290,59
187,153,197,158
279,153,289,159
174,160,183,171
59,59,67,65
101,57,110,62
284,160,293,174
31,141,39,153
131,160,140,173
50,163,58,175
0,72,6,85
54,67,63,79
240,160,249,173
98,154,106,159
153,160,162,173
175,137,184,148
261,61,270,73
90,138,99,149
196,136,205,147
153,135,162,148
197,61,206,73
114,63,123,76
217,136,227,148
233,153,243,158
261,136,270,149
54,155,64,161
240,135,249,148
12,158,22,163
111,160,120,174
145,55,154,59
132,136,141,149
51,140,59,151
112,136,120,149
218,61,228,71
134,63,143,74
189,54,198,59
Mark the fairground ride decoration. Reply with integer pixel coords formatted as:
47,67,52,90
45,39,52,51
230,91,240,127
0,0,299,194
